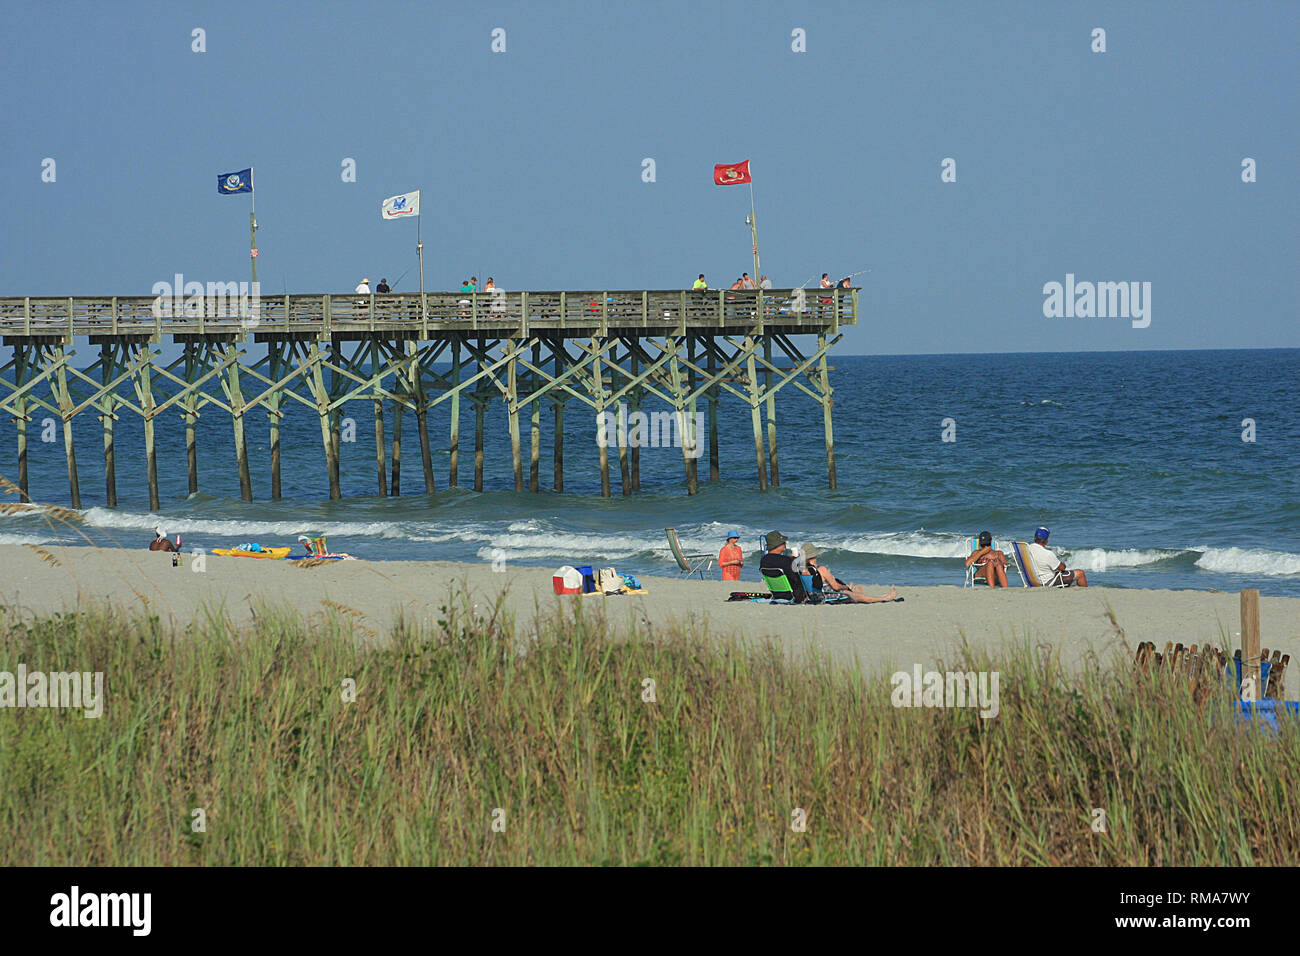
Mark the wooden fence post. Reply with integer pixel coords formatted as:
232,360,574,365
1240,589,1261,702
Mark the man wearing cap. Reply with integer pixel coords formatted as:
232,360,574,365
719,531,744,582
759,530,795,582
1026,527,1088,587
802,543,899,604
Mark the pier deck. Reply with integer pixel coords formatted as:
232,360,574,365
1,290,855,505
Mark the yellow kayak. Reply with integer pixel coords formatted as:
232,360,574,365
212,547,291,560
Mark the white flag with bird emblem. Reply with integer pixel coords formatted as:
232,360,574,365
381,190,420,219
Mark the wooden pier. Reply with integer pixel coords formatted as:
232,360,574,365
0,289,856,505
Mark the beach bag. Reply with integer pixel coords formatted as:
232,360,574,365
597,567,624,594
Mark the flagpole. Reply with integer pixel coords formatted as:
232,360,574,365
249,166,258,287
747,173,761,288
416,197,425,322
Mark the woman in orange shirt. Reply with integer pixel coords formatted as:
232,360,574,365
719,531,744,581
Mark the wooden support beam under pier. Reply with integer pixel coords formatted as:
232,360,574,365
0,290,854,503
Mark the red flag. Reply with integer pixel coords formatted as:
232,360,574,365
713,160,752,185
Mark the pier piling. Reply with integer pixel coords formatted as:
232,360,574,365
0,290,854,504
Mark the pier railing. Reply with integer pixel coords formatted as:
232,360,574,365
2,289,853,505
0,289,856,339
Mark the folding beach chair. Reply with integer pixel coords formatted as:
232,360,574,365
963,536,988,588
963,536,1023,587
761,568,849,605
665,528,714,579
1009,541,1065,588
762,568,806,603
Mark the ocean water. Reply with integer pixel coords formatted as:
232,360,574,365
2,348,1298,596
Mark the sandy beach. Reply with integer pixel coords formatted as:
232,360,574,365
2,544,1296,678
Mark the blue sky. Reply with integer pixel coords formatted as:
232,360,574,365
1,0,1295,354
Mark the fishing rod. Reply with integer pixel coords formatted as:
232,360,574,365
799,268,871,288
388,264,415,290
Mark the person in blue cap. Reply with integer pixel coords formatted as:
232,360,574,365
1026,527,1088,587
719,530,744,581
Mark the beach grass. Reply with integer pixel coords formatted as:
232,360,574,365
0,589,1297,866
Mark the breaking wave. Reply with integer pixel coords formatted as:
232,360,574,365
1192,547,1300,577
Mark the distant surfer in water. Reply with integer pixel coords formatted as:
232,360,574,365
149,527,179,552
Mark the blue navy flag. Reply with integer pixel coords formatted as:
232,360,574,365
217,168,253,195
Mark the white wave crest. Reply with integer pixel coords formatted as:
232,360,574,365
1060,547,1181,570
0,532,54,545
0,502,63,520
474,531,668,560
78,507,412,540
1194,547,1300,577
836,532,970,559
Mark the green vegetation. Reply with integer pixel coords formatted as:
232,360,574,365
0,592,1296,866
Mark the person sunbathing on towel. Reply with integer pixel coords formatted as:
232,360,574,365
965,531,1008,587
802,544,899,604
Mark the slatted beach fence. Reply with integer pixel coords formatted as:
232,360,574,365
0,289,856,506
1133,590,1290,700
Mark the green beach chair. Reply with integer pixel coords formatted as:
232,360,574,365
761,568,854,605
761,568,802,603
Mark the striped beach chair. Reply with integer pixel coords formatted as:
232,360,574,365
964,536,1024,587
1009,541,1065,588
